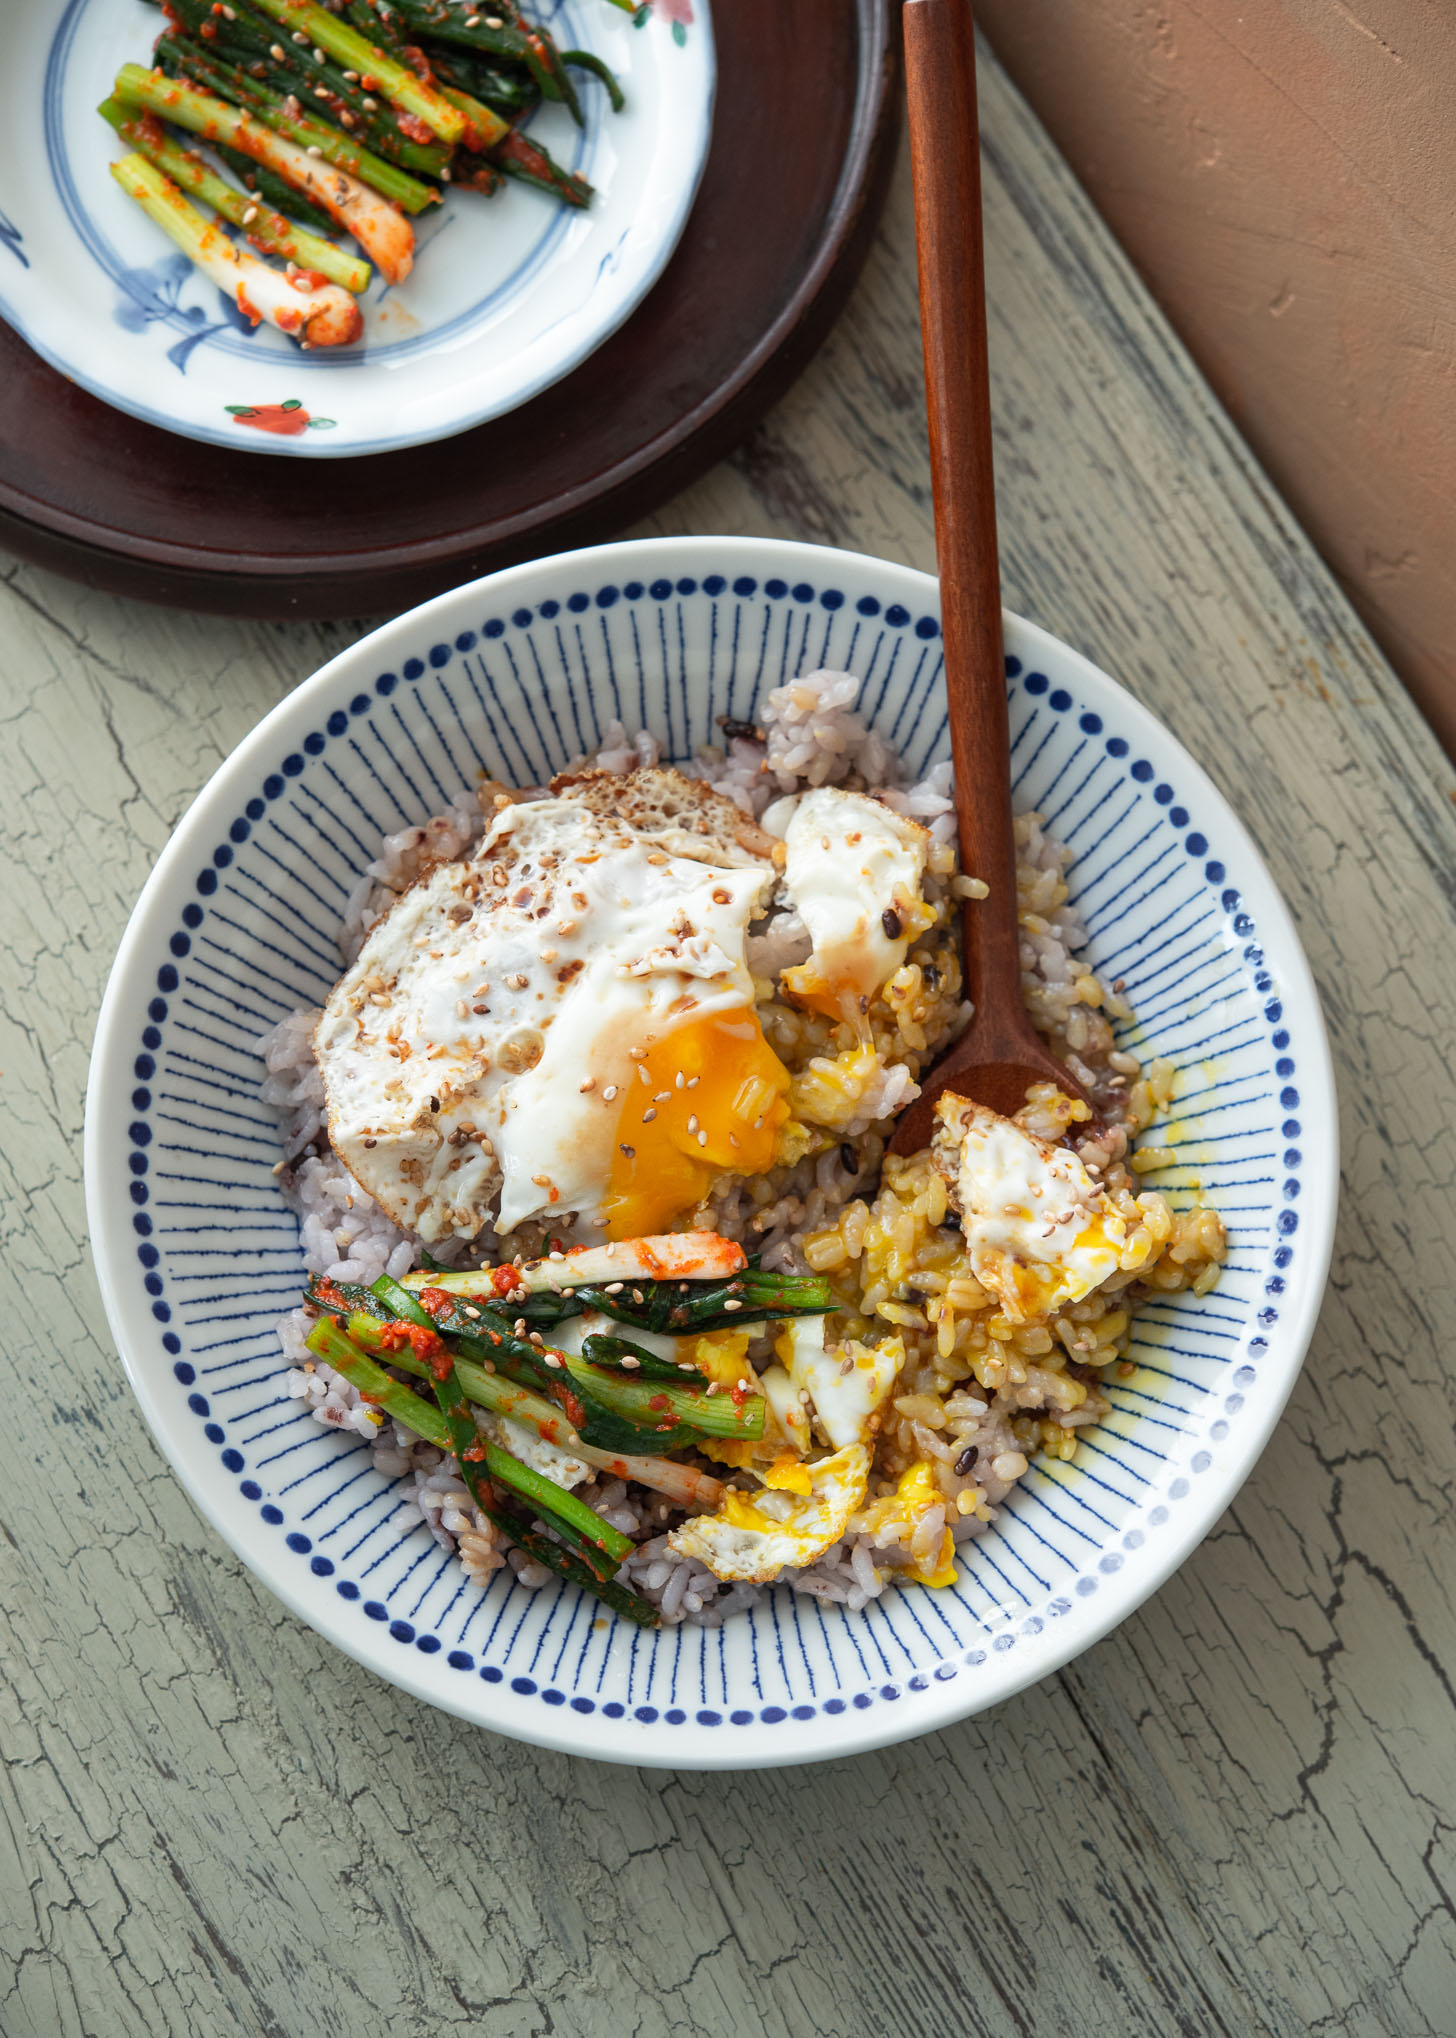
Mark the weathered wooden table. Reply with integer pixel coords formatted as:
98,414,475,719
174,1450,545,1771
3,46,1453,2038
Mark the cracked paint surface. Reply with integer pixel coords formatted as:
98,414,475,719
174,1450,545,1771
2,50,1455,2038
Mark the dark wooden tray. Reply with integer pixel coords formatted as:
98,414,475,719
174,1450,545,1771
0,0,898,621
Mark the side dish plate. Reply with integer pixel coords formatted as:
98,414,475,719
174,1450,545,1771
0,1,897,615
0,0,714,457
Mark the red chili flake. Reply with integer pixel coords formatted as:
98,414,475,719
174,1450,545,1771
312,1276,352,1313
648,1393,670,1412
463,1439,489,1462
375,1317,449,1376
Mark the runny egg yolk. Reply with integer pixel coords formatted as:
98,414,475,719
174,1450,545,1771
603,1007,791,1237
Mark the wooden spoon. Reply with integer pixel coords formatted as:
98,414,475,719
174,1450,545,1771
888,0,1093,1157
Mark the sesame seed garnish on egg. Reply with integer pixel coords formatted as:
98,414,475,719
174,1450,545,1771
579,1076,596,1093
642,1108,658,1123
602,1085,618,1101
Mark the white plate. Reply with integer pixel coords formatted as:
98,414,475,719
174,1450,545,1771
0,0,713,456
85,537,1338,1768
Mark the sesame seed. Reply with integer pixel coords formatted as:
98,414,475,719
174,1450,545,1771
485,14,504,25
506,973,529,990
631,1289,645,1304
579,1076,596,1093
242,204,259,224
604,1282,624,1294
313,85,329,98
620,1355,640,1369
642,1108,658,1124
548,1250,565,1262
363,95,377,109
674,1071,685,1089
291,27,307,41
543,1353,563,1369
531,1173,551,1187
653,1090,671,1103
721,1299,742,1312
686,1075,700,1089
697,1128,708,1147
602,1084,618,1101
306,144,323,156
636,1065,651,1086
705,1382,720,1396
686,1115,699,1135
270,41,286,58
627,1046,646,1060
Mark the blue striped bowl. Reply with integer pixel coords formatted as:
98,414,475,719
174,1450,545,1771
85,538,1337,1768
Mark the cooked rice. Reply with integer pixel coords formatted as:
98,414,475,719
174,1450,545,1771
260,667,1224,1624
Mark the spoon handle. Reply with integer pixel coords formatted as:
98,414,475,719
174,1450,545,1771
903,0,1020,1002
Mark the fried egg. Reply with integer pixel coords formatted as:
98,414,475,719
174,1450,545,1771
667,1444,871,1583
852,1462,957,1588
774,788,935,1021
932,1093,1151,1323
314,776,793,1243
480,1414,591,1492
775,1316,905,1449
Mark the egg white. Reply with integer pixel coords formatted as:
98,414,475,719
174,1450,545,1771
775,787,933,1018
667,1444,871,1583
315,790,773,1243
933,1094,1132,1322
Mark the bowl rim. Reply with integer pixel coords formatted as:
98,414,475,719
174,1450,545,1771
84,534,1339,1768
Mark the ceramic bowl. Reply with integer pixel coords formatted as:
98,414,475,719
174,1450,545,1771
85,536,1337,1768
0,0,713,455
